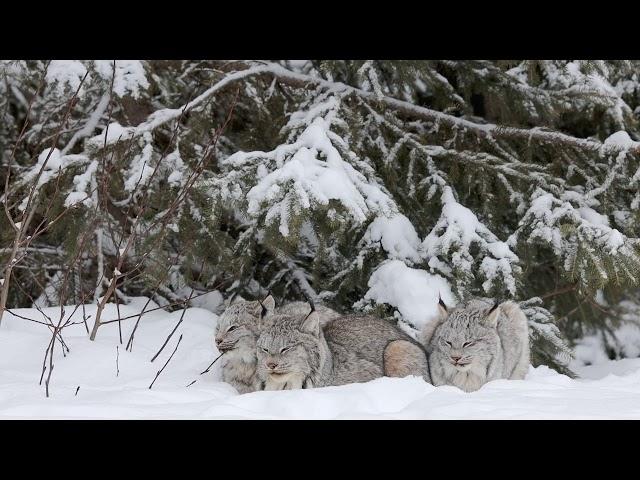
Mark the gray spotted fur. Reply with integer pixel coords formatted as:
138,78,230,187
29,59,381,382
214,297,339,393
256,312,430,390
214,298,272,394
275,301,341,327
423,299,530,392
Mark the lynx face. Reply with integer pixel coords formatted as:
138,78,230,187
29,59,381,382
214,296,274,361
256,312,320,387
431,303,501,373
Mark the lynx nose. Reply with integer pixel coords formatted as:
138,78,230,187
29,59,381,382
267,361,278,370
215,337,222,345
450,355,462,363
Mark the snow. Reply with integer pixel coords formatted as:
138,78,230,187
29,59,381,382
606,229,625,252
37,147,63,171
124,136,154,192
363,214,422,262
422,186,520,294
165,150,185,187
64,160,98,207
572,336,611,367
87,122,134,147
574,358,640,380
577,206,610,226
188,290,224,314
542,61,631,131
19,148,90,207
364,260,454,329
93,60,149,99
226,117,395,236
604,130,639,150
571,319,640,370
45,61,87,96
514,188,635,256
2,301,640,419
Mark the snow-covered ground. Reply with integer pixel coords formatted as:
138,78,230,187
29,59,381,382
1,300,640,419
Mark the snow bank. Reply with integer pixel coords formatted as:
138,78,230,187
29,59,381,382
188,290,224,313
571,321,640,371
2,302,640,419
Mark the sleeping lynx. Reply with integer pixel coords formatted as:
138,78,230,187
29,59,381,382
213,295,275,394
256,310,429,390
422,298,530,392
214,296,339,393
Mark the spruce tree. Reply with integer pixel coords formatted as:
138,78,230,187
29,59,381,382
2,60,640,373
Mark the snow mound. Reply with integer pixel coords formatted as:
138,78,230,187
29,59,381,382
364,260,454,329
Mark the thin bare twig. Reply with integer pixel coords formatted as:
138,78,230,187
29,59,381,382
99,287,223,325
149,272,206,363
184,353,225,388
540,283,578,300
200,352,224,375
148,334,183,390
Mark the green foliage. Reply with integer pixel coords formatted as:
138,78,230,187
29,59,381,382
3,60,640,372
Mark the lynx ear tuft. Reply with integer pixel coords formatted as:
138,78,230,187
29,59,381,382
259,301,268,319
438,295,448,312
261,293,276,315
485,301,501,328
437,294,449,319
301,311,320,336
228,291,240,305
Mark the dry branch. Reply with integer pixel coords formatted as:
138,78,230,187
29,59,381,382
148,334,183,390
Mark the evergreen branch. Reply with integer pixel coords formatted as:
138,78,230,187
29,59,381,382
95,62,639,158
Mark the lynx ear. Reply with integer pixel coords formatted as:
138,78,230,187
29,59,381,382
300,311,320,336
228,292,241,305
485,301,501,328
261,293,276,316
437,294,449,319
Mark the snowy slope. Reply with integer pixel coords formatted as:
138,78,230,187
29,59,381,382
1,301,640,419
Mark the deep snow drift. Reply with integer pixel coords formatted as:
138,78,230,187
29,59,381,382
1,299,640,419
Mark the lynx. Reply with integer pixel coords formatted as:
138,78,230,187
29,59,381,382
214,296,340,393
213,295,275,394
423,298,530,392
256,310,429,390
